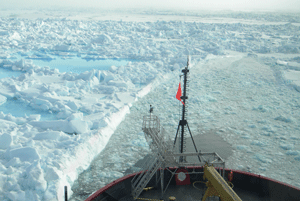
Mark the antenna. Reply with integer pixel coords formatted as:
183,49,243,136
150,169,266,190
174,56,201,163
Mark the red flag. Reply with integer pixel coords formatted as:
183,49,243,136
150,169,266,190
176,83,184,105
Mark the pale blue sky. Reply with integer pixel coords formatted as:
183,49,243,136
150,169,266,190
1,0,300,12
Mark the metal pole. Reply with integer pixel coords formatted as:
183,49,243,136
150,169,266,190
160,165,164,199
64,186,68,201
156,169,159,187
181,66,188,154
179,58,189,162
173,124,180,147
186,123,201,162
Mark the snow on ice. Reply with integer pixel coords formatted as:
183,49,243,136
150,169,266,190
0,9,299,201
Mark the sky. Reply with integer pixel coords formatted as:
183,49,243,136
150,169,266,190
1,0,300,12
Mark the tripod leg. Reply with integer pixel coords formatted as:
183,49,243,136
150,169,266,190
186,123,201,162
173,124,180,150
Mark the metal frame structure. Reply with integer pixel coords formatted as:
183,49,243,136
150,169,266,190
131,57,226,200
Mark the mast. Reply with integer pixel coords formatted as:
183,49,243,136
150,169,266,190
180,58,189,160
174,56,201,163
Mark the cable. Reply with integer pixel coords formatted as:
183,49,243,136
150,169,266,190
193,181,207,191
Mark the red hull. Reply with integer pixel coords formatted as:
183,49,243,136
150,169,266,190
85,166,300,201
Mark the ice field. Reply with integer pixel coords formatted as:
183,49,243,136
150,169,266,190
0,9,299,201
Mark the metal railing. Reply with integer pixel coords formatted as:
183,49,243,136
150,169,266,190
131,114,226,200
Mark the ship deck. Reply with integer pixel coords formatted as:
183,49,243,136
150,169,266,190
87,165,300,201
125,182,267,201
86,131,300,201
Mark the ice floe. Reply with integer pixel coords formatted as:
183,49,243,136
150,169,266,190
0,10,299,201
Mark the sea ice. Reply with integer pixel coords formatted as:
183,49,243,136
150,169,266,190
7,147,40,162
279,143,294,150
276,60,288,66
286,150,300,156
274,115,294,123
253,153,272,163
33,131,63,141
0,94,7,105
0,10,299,201
0,133,12,149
